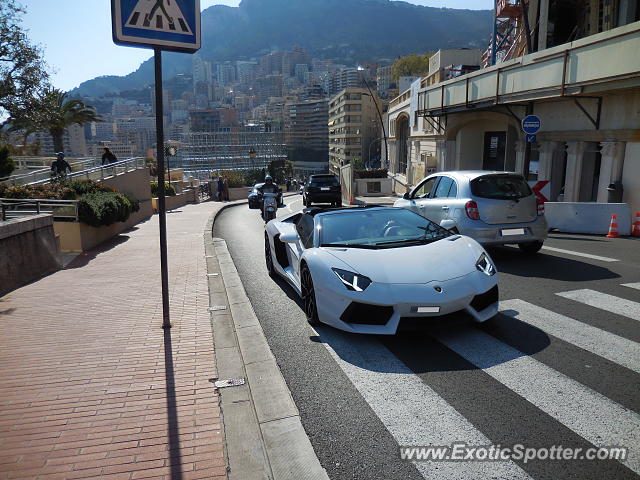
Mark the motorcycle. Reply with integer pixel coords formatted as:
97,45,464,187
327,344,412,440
261,192,278,223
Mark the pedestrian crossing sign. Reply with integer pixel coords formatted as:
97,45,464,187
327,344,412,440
112,0,201,53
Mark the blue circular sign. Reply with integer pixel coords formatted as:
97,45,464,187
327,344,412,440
522,115,541,135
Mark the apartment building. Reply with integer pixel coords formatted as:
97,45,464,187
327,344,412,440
328,88,382,174
284,98,329,165
385,0,640,218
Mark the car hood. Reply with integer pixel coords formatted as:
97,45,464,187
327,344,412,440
322,236,485,284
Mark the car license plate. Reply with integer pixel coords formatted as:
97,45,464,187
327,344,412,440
321,187,330,191
502,228,525,236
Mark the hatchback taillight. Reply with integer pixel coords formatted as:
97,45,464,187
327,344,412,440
536,197,545,216
465,200,480,220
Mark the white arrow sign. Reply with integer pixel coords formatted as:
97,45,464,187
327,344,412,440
126,0,192,34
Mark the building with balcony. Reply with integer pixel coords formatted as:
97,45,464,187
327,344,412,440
284,98,329,167
328,88,382,174
385,3,640,218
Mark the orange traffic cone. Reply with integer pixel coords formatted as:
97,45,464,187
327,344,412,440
632,212,640,237
606,214,620,238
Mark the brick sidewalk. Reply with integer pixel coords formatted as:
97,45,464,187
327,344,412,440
0,203,227,480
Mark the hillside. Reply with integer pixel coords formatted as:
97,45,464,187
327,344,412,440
72,0,492,96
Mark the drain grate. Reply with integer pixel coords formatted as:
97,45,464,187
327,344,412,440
214,378,246,388
208,306,227,312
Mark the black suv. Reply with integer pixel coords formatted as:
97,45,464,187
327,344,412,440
303,175,341,207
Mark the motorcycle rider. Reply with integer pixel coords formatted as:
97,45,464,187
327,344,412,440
257,175,281,219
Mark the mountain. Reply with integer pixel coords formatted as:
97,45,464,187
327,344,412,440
72,0,492,97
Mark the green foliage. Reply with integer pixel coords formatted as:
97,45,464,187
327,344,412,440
391,54,433,83
123,192,140,213
242,169,265,187
355,168,388,179
66,179,113,196
268,159,292,185
77,192,133,227
150,182,177,197
0,182,75,200
350,158,365,172
0,145,16,177
212,170,244,188
0,0,49,131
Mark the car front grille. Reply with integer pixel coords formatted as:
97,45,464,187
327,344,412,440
340,302,394,325
470,285,499,312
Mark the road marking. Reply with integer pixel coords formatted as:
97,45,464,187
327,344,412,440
541,246,619,262
501,299,640,373
556,289,640,321
318,328,532,480
287,197,304,213
434,327,640,475
622,283,640,291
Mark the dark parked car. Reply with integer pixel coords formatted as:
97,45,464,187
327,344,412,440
303,175,342,207
248,182,282,209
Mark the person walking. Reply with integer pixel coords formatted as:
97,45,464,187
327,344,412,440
101,147,117,166
223,177,230,201
217,176,224,202
51,152,71,177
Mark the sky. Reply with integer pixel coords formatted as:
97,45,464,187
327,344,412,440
21,0,494,92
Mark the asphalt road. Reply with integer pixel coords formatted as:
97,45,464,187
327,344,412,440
213,196,640,480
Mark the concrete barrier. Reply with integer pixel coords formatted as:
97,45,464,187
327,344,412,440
545,202,632,235
1,215,61,296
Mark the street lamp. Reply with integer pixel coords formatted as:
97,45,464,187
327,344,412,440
361,77,388,170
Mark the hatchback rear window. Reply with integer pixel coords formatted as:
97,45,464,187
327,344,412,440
310,176,340,186
470,175,532,200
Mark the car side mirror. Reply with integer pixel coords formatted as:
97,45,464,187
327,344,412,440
403,192,411,200
279,232,298,244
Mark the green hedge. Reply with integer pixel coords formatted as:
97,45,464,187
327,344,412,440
150,182,177,197
77,192,134,227
355,168,389,179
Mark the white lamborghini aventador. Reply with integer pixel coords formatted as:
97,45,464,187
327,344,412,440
264,206,499,335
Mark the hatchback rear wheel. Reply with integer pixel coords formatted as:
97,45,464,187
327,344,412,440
518,240,543,254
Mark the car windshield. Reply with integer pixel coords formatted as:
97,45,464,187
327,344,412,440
470,175,532,200
320,208,451,248
310,176,339,186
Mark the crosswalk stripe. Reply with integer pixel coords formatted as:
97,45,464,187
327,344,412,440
622,283,640,291
501,299,640,374
318,327,532,480
556,289,640,321
540,246,619,262
434,327,640,475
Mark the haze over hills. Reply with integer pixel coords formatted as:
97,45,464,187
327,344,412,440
73,0,492,97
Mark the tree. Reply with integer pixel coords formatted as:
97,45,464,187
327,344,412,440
0,145,15,177
0,0,49,131
391,54,433,83
37,88,101,153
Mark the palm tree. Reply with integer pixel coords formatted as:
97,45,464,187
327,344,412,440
38,88,101,153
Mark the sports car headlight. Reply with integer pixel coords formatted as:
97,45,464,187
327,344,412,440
476,253,496,276
332,268,372,292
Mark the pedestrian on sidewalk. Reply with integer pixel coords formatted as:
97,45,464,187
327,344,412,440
217,176,224,201
51,152,71,177
223,177,230,201
101,147,117,165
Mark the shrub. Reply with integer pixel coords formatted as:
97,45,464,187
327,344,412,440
212,170,245,188
0,183,75,200
355,168,389,179
66,179,113,196
77,192,133,227
0,146,16,178
123,192,140,213
150,182,177,197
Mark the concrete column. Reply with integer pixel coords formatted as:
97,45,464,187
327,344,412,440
445,140,456,170
597,141,626,203
538,0,549,51
436,140,447,171
514,140,526,174
537,141,564,181
564,141,587,202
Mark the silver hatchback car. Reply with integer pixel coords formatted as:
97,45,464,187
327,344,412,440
394,171,547,253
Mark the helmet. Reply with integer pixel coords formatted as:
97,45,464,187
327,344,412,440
56,152,65,159
265,175,273,183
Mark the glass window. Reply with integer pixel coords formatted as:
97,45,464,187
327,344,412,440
448,180,458,198
412,177,438,199
470,175,532,200
320,209,450,248
296,215,315,249
433,177,454,198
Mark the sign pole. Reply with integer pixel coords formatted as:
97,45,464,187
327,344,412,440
154,47,171,329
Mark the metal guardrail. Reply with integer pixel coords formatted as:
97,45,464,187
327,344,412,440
0,157,146,186
0,198,79,222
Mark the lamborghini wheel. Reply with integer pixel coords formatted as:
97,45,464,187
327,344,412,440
265,234,275,277
301,265,319,326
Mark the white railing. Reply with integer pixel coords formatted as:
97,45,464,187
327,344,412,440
0,198,79,222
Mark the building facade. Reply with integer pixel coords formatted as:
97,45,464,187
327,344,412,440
284,98,329,166
328,88,382,174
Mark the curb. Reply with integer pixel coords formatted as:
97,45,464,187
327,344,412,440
203,200,329,480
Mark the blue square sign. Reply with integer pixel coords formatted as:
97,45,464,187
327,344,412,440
112,0,201,53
